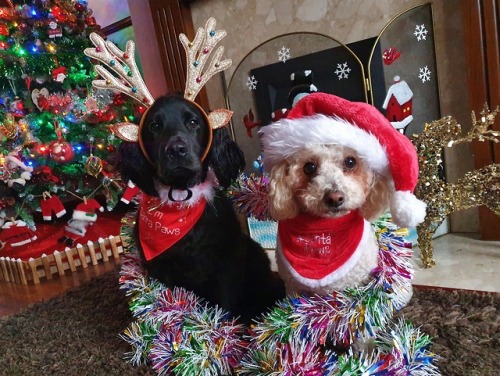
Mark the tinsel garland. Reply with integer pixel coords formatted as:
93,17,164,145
119,212,440,375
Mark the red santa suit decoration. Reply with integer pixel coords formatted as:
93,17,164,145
72,198,104,222
121,180,140,204
58,198,104,246
40,192,66,221
0,219,37,247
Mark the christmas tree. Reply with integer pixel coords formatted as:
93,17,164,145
0,0,139,230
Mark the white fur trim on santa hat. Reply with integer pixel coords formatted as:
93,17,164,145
72,211,98,222
390,191,427,228
260,114,390,175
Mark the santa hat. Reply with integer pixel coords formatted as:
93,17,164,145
259,93,426,228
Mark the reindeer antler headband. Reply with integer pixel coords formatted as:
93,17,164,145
84,18,233,163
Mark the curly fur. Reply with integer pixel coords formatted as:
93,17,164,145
118,95,284,321
268,144,393,295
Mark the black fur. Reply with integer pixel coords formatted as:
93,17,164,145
118,95,284,321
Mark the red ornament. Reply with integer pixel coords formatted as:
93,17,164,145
49,139,75,163
85,16,96,26
113,93,126,106
0,24,8,36
74,3,85,12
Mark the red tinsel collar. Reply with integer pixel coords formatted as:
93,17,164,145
278,210,364,280
138,195,206,261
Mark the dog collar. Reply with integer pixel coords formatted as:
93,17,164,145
138,100,213,166
138,194,207,260
277,210,365,280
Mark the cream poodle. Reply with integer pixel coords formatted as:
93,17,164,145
268,144,391,295
260,93,426,298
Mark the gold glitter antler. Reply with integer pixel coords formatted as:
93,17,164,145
412,104,500,268
179,17,232,102
84,33,154,108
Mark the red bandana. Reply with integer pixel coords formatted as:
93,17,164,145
278,211,365,280
138,195,206,261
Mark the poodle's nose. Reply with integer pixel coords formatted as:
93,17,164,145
166,139,188,159
326,191,344,208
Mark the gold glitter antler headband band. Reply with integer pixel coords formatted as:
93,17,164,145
84,18,233,148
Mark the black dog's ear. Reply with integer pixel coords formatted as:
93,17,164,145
209,127,245,188
117,141,157,196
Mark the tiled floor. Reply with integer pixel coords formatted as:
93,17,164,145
412,233,500,293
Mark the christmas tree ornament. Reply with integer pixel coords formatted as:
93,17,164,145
49,121,74,163
52,66,67,82
47,20,63,38
49,138,75,163
0,113,19,139
31,87,50,111
413,104,500,267
84,153,103,177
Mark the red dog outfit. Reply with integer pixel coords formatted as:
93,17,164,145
138,195,206,261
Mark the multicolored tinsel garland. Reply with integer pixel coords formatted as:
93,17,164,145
119,215,440,375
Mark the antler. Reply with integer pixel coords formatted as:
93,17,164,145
179,17,232,101
84,33,154,107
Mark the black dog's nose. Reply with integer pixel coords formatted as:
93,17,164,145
326,191,344,208
166,139,188,159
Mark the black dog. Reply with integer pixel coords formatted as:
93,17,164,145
118,95,284,321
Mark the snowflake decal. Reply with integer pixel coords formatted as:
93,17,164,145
334,62,351,80
245,75,258,90
418,66,431,83
278,46,291,63
414,24,428,41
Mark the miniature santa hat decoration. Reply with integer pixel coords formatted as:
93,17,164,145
259,92,426,228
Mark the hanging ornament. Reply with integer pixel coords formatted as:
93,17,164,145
49,121,74,163
49,139,74,163
85,154,103,177
31,87,50,111
0,23,8,36
74,2,85,12
52,66,67,83
48,21,63,39
0,114,19,139
85,15,96,26
19,119,39,148
9,97,25,117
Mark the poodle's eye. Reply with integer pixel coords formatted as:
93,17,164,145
303,162,317,175
344,156,357,170
148,122,161,132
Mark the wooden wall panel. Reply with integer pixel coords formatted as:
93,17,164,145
462,0,500,239
148,0,209,109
